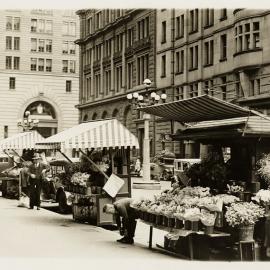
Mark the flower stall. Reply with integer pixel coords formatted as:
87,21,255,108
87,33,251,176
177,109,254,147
35,118,139,226
0,130,44,199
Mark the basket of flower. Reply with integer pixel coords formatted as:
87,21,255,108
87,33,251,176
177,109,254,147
252,189,270,215
225,202,265,241
70,172,90,194
182,207,201,231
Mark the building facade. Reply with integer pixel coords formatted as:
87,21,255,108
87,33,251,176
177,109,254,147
0,9,79,139
156,8,270,158
77,9,270,159
76,9,157,160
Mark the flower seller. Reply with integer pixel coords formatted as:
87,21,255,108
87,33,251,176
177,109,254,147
103,198,138,244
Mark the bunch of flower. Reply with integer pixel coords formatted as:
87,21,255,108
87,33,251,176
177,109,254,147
70,172,90,187
215,194,240,205
252,189,270,205
181,186,211,198
227,184,244,194
225,202,265,227
182,207,201,221
200,209,217,226
137,199,152,212
197,196,223,212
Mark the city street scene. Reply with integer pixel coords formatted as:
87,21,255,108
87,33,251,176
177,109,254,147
1,5,270,269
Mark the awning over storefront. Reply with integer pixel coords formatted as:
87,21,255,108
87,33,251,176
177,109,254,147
139,95,254,122
172,116,270,141
35,119,139,151
0,130,44,150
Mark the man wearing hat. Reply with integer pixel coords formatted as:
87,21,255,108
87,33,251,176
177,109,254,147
27,153,50,210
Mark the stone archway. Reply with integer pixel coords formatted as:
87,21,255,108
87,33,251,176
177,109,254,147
92,113,98,120
112,108,119,119
101,111,108,119
23,101,57,138
83,114,89,122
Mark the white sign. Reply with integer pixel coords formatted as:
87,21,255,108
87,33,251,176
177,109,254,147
102,173,124,198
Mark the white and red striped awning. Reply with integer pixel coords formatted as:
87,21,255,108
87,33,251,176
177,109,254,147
139,95,254,122
35,119,139,151
0,130,44,150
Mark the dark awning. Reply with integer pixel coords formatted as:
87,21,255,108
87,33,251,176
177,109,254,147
172,116,270,141
138,95,254,122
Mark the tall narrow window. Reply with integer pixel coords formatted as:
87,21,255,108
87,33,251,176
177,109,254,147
62,60,68,73
46,39,52,53
14,17,20,30
38,58,44,71
176,50,184,73
38,39,45,52
31,19,37,32
161,55,166,77
190,9,198,33
14,57,20,70
204,40,214,66
66,80,72,92
62,41,68,54
31,58,37,71
6,17,12,30
6,56,12,69
14,37,20,50
69,60,75,73
220,9,227,20
175,14,184,38
31,38,37,52
204,9,214,27
221,76,227,100
9,77,16,90
46,59,52,72
127,62,133,89
6,36,12,50
161,21,166,43
4,126,8,139
220,34,227,60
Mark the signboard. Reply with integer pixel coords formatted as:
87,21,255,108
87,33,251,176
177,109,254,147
102,173,124,198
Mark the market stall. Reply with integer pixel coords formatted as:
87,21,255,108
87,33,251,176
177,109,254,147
35,118,139,226
0,130,44,199
136,95,270,260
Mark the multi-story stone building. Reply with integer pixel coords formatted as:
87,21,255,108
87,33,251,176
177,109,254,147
0,9,79,139
77,8,270,159
155,8,270,158
76,9,157,159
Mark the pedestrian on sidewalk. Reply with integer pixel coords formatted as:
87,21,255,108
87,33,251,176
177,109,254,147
27,153,50,210
103,198,138,244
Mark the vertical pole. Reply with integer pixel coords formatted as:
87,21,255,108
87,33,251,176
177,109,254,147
143,113,151,182
149,225,153,249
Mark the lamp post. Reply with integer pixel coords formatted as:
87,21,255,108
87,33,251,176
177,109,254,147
17,111,39,132
127,79,167,188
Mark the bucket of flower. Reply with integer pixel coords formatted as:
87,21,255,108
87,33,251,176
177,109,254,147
174,206,185,229
70,172,90,194
252,189,270,216
154,204,166,226
200,209,217,235
182,207,201,231
225,202,265,241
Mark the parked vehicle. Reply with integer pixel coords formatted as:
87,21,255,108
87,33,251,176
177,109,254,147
174,158,201,185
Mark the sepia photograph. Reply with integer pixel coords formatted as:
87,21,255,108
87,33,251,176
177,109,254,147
1,0,270,269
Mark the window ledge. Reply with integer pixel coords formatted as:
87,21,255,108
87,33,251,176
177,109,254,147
188,67,198,71
161,40,167,44
175,71,184,75
233,47,262,57
203,24,214,29
175,35,184,41
219,16,227,21
189,29,198,35
160,75,166,78
219,57,227,62
203,63,213,68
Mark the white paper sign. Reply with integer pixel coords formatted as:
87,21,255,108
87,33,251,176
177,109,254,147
102,173,125,198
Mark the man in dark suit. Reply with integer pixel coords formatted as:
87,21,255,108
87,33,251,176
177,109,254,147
103,198,138,244
27,153,50,210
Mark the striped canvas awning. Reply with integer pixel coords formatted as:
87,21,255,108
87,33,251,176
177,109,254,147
0,130,44,150
35,119,139,151
139,95,253,122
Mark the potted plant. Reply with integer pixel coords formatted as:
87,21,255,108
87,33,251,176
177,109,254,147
225,202,265,241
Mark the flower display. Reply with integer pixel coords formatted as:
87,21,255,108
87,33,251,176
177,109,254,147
182,207,201,221
181,186,211,198
252,189,270,205
225,202,265,227
70,172,90,187
215,194,240,205
197,196,223,212
227,184,244,194
200,209,217,226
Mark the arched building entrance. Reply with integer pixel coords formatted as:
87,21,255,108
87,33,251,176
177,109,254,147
24,101,57,138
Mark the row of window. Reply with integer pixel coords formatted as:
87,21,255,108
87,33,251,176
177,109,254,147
6,16,76,36
6,36,76,54
84,54,149,98
8,76,72,92
5,56,76,73
174,78,260,100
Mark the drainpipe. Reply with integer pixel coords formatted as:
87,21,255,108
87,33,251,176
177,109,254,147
171,9,175,153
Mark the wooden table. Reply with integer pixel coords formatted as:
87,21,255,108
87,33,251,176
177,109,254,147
141,220,231,260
